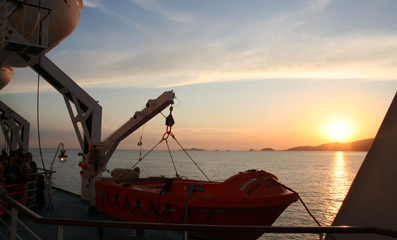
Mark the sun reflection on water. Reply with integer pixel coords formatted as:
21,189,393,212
326,152,350,224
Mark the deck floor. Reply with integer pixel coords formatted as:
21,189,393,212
0,188,194,240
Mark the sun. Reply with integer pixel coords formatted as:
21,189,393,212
323,119,353,142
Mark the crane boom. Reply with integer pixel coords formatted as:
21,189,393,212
101,91,175,165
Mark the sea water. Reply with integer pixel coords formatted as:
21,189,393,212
30,149,365,240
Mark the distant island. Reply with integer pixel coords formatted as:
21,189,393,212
261,148,275,151
185,148,205,151
285,138,373,151
186,138,373,152
247,148,275,151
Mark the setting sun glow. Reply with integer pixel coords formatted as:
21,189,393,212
324,120,353,142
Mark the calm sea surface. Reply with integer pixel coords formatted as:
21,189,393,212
30,149,366,240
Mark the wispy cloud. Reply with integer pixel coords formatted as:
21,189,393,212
3,0,397,94
132,0,195,22
83,0,103,8
4,31,397,95
62,32,397,88
309,0,330,12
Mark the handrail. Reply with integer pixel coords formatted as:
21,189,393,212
1,191,397,238
8,0,51,20
2,0,52,51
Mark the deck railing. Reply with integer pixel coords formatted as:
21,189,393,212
0,182,26,215
0,170,50,217
1,191,397,240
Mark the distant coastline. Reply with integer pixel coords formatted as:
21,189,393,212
248,138,374,152
285,138,373,151
29,138,374,152
184,148,206,151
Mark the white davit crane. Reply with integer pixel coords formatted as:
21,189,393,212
82,91,175,204
1,0,175,204
0,100,30,153
20,52,175,204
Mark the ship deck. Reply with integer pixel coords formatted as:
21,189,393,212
0,187,193,240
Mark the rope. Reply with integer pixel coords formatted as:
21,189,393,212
156,178,175,222
260,171,321,226
184,182,196,224
171,135,211,182
137,125,145,161
102,176,215,225
105,189,212,224
118,138,164,179
260,171,336,240
36,56,46,171
165,139,179,178
122,106,211,182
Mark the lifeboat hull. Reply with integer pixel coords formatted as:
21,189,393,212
95,170,298,240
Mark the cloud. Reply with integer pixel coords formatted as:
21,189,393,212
83,0,104,8
4,31,397,95
64,32,397,88
309,0,330,12
132,0,195,22
3,0,397,94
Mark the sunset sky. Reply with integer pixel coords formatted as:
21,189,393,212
1,0,397,151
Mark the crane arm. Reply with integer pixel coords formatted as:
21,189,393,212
100,90,175,166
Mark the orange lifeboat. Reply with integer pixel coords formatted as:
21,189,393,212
95,169,298,240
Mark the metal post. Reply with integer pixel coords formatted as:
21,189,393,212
97,227,103,240
16,218,42,240
57,225,63,240
184,182,196,240
10,207,18,240
48,143,67,210
136,228,144,238
23,182,27,206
